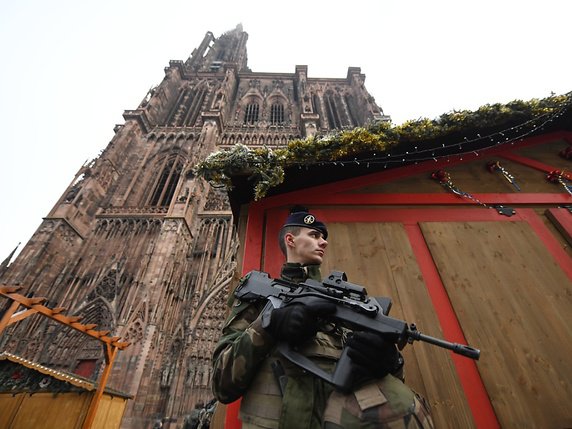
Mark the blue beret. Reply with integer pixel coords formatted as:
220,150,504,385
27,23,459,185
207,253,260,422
281,208,328,239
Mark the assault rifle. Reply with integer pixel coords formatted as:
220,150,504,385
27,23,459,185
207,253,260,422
235,270,480,391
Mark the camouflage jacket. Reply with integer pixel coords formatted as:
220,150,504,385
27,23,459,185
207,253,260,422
211,263,433,429
211,264,326,393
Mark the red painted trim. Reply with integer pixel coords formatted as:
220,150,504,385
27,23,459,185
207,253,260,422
309,207,528,224
500,152,572,180
518,209,572,281
546,208,572,243
242,202,265,273
225,203,266,429
225,401,241,429
256,193,571,207
263,207,289,277
405,224,500,429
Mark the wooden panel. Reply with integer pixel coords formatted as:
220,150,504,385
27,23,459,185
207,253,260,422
533,208,572,258
9,392,90,429
211,402,227,429
515,139,571,171
0,394,23,428
93,395,127,429
545,208,572,250
321,222,475,429
421,221,572,428
349,156,558,194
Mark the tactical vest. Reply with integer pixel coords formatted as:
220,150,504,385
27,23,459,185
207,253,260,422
239,332,341,429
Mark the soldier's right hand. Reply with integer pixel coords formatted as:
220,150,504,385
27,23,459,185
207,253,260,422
346,331,402,381
264,301,335,344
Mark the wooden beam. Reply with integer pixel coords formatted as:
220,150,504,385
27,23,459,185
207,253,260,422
545,208,572,247
0,300,20,335
82,345,119,429
0,285,21,294
7,308,38,326
0,291,129,349
500,152,572,179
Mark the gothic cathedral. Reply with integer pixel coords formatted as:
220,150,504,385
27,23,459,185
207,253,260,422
0,25,387,428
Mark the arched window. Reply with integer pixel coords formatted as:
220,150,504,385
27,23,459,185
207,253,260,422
344,94,358,127
325,91,342,130
166,84,208,127
244,103,259,124
145,155,185,207
270,103,284,125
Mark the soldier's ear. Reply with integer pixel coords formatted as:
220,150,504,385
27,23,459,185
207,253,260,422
284,232,296,249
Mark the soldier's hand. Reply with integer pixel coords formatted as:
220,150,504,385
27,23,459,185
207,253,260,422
265,301,336,344
346,331,402,380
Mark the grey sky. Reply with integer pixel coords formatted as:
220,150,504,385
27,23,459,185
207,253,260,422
0,0,570,260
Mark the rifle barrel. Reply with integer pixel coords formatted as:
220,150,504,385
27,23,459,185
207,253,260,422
409,330,480,360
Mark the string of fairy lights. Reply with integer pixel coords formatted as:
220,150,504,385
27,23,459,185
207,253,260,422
297,90,572,170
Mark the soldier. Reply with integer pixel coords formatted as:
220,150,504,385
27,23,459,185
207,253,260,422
212,207,433,428
186,402,203,429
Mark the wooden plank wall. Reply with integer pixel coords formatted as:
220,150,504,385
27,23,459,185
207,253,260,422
0,391,127,429
92,395,128,429
0,395,23,428
3,392,90,429
322,222,475,428
260,207,572,428
421,221,572,428
314,212,572,428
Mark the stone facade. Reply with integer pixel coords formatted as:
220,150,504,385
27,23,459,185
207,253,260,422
0,25,387,428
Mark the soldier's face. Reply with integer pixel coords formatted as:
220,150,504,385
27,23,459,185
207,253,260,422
286,227,328,265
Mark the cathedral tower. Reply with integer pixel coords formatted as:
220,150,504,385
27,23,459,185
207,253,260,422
0,25,387,428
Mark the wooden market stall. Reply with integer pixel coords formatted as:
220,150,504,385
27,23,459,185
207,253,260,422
0,352,131,429
203,95,572,428
0,286,131,429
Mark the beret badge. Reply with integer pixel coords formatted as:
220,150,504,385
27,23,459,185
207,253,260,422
304,215,315,225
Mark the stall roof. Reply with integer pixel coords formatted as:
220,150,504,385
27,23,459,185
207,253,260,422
0,352,131,398
195,93,572,217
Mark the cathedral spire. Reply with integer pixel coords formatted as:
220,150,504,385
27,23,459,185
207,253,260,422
185,24,248,72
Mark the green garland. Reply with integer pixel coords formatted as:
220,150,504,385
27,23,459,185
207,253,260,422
194,93,569,200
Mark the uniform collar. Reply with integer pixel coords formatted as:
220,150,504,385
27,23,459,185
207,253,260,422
280,262,322,283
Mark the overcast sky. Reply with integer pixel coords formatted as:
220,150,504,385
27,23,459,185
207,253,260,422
0,0,570,261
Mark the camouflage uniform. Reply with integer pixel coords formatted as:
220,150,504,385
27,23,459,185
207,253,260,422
212,263,434,429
